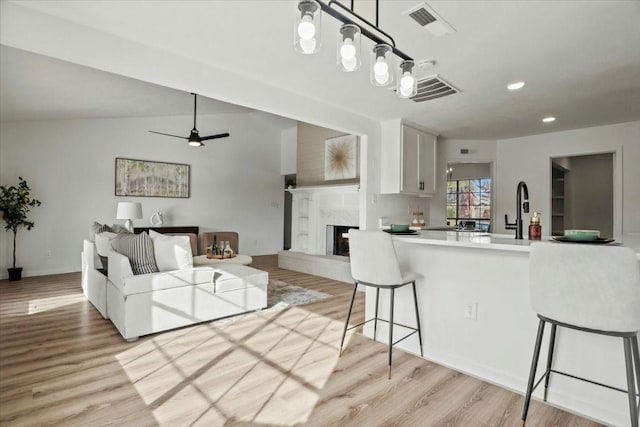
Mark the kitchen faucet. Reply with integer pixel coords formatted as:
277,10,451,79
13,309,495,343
505,181,529,239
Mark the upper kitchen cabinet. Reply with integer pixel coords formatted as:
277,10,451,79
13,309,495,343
380,119,438,195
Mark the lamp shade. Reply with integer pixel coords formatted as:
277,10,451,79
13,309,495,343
116,202,142,232
116,202,143,220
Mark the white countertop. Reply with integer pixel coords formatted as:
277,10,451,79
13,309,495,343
391,230,640,257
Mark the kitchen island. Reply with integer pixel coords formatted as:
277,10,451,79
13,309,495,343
363,231,640,427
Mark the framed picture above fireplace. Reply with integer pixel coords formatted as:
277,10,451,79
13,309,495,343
324,135,358,181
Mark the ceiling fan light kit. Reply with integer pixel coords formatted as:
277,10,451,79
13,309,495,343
295,0,416,99
149,93,230,147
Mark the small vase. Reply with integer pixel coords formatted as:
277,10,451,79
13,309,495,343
8,267,23,281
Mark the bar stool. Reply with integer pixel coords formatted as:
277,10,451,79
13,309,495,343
522,242,640,427
339,229,424,379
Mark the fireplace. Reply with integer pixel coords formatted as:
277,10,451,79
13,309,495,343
327,225,359,257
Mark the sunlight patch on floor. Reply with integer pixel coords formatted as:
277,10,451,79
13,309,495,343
27,294,85,314
115,305,353,426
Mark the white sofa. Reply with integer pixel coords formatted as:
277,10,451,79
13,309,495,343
81,229,267,340
107,253,268,340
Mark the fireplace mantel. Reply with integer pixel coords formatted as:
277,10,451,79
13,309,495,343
287,183,359,194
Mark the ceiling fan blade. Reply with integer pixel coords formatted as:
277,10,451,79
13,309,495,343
149,130,188,139
200,132,230,141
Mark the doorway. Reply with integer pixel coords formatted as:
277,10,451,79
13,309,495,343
550,153,614,237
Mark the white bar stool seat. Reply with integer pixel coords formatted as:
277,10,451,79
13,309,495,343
522,241,640,426
339,230,424,379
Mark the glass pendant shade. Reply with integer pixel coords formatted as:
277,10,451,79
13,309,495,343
397,60,417,98
294,0,321,55
337,24,361,72
370,44,394,87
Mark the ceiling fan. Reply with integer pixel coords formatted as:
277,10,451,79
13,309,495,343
149,93,230,147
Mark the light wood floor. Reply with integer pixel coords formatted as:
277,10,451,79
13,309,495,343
0,256,601,427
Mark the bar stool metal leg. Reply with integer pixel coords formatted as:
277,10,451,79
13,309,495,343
339,282,359,357
623,337,639,427
373,288,380,340
412,281,424,358
522,319,546,426
388,288,395,380
543,323,557,401
631,335,640,409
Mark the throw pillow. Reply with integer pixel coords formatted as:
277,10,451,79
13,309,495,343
111,224,131,234
89,222,113,242
112,231,159,275
149,230,194,271
94,231,118,273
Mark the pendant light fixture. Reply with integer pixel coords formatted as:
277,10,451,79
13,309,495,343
295,0,321,55
397,60,417,98
371,44,394,87
338,24,361,72
294,0,415,99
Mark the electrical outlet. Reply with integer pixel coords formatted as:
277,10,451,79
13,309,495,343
464,303,478,320
46,250,52,259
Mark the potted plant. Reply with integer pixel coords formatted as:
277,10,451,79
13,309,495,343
0,177,41,281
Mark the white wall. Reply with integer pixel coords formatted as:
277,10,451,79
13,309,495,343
495,121,640,236
0,111,286,278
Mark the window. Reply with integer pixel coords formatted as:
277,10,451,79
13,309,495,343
447,178,491,231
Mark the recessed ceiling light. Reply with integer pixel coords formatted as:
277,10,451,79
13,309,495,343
542,116,556,123
507,81,525,90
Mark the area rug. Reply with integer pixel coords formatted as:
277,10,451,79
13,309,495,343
267,279,331,310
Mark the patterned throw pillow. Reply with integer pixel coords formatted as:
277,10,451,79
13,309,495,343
89,222,113,242
111,224,131,234
112,232,159,275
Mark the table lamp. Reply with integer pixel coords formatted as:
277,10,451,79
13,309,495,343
116,202,142,232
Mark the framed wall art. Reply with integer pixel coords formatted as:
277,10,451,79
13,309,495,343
324,134,358,181
115,158,190,198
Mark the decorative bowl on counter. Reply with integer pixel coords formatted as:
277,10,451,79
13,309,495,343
390,224,410,232
564,229,600,241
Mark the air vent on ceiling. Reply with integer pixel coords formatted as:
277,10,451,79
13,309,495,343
408,8,437,26
410,75,459,102
404,2,455,37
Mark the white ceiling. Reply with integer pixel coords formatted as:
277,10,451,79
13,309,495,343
1,0,639,140
0,46,254,122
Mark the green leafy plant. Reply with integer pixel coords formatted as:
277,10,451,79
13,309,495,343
0,177,41,269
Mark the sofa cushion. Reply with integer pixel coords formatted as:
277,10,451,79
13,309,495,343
89,222,113,242
94,231,118,273
149,230,194,272
113,265,268,296
214,264,269,293
112,231,159,275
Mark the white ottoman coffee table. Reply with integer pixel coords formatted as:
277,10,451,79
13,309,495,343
193,254,253,266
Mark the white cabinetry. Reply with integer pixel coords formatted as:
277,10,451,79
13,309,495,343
381,120,438,195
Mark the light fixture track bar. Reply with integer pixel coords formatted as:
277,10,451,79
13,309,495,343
321,0,412,61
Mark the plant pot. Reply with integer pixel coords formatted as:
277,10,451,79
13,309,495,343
8,267,23,281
